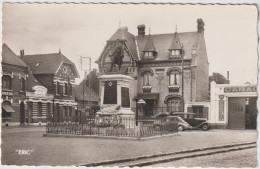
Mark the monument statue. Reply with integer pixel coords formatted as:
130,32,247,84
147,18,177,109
109,40,124,72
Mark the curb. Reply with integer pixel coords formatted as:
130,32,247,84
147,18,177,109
43,133,180,141
82,141,256,167
128,145,256,167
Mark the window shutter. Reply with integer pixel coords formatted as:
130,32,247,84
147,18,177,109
203,107,209,119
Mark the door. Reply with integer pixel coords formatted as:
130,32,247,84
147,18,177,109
144,100,154,117
245,97,257,129
228,97,245,129
20,102,25,124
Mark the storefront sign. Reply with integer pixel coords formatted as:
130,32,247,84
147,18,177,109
2,91,13,96
224,86,257,93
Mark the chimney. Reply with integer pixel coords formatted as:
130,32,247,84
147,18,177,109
137,24,145,36
227,71,230,84
197,18,205,33
20,49,24,56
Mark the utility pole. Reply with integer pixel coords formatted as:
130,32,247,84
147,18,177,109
181,52,184,112
80,56,92,117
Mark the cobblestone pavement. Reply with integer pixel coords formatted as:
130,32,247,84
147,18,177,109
151,147,257,168
1,128,257,166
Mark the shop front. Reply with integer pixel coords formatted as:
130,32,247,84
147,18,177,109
210,81,257,129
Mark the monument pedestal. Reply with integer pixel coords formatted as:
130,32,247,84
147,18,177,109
99,74,135,117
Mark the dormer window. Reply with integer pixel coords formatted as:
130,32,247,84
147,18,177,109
142,31,157,60
144,51,154,57
171,49,181,56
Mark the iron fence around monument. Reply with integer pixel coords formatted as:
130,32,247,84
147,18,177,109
46,116,178,138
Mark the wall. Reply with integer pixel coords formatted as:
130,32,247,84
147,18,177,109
210,81,257,128
2,64,27,125
195,32,210,102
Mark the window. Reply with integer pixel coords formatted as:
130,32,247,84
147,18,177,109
171,50,181,56
68,83,72,96
167,98,183,112
2,75,12,90
169,70,180,86
56,82,60,95
68,106,72,117
47,103,51,117
144,51,153,57
56,103,60,119
143,71,152,86
20,78,26,91
63,106,68,117
38,102,42,117
64,83,68,95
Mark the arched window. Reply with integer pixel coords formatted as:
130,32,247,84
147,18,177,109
143,71,152,86
169,70,180,86
20,78,26,91
2,75,12,90
167,97,183,112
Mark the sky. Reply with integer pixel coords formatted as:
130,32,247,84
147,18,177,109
2,3,258,84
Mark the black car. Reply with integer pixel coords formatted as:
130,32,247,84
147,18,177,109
171,112,210,131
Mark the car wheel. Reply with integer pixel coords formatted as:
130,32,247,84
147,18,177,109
154,125,161,131
178,125,184,131
202,124,209,131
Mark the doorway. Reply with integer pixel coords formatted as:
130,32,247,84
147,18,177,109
144,100,154,117
245,97,257,129
228,97,245,129
20,101,25,124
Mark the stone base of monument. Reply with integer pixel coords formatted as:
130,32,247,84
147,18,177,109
116,108,135,117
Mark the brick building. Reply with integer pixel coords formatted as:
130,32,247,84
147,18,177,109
2,44,28,126
96,19,209,118
74,84,99,118
21,51,80,123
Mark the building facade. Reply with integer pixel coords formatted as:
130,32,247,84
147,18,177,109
96,19,209,118
210,81,257,129
2,44,28,126
21,51,80,124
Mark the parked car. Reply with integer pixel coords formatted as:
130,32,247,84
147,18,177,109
171,112,210,131
153,115,184,131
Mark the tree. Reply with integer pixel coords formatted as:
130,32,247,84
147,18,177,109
209,72,229,84
85,69,99,94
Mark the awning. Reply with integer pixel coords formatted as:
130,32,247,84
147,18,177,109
2,103,15,113
136,93,159,100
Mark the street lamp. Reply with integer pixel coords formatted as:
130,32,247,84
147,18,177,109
136,99,146,126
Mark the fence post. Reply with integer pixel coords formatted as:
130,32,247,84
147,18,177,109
81,112,84,135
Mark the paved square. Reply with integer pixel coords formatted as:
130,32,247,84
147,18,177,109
1,127,257,166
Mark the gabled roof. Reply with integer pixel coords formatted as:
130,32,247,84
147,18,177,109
136,31,200,60
169,32,182,50
142,34,157,52
26,67,43,92
96,27,138,63
21,52,80,78
74,84,99,102
2,43,27,67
